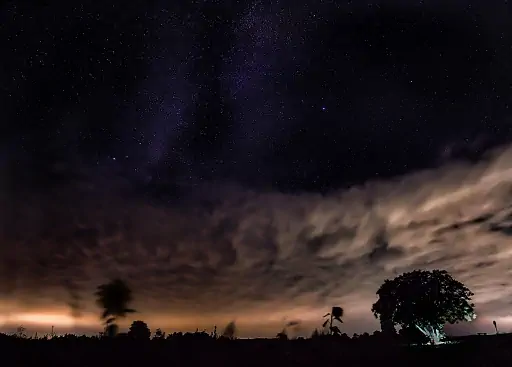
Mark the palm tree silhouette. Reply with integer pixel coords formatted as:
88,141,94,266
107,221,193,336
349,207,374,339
95,279,136,337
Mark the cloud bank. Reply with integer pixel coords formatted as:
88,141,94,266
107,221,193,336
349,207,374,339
2,146,512,336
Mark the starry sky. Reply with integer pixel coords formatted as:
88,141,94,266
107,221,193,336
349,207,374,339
1,0,512,337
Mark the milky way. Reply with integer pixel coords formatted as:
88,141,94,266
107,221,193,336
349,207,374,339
1,0,512,338
1,146,512,336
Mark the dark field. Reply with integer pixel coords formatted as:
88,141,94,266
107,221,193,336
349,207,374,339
3,333,512,367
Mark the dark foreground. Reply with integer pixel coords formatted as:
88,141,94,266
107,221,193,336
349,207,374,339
3,333,511,366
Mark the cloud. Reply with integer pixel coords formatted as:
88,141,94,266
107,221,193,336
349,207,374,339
2,146,512,336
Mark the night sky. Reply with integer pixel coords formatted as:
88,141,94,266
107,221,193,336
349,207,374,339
1,0,512,337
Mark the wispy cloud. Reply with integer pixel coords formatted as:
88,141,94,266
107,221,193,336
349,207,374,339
2,146,512,336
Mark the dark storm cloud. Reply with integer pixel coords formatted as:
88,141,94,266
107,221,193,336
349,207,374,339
3,147,512,335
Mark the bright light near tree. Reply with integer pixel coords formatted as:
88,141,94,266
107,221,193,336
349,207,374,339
465,312,477,321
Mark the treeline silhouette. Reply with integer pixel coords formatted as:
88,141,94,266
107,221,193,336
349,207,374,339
1,326,512,367
1,269,510,366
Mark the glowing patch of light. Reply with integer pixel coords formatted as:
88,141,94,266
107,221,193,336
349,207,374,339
0,315,7,327
10,313,75,327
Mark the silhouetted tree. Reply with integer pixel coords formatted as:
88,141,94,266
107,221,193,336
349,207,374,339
166,331,183,340
322,306,344,335
222,321,236,339
95,279,136,337
15,325,27,338
128,320,151,340
154,328,166,339
276,329,288,340
371,269,475,344
276,320,300,340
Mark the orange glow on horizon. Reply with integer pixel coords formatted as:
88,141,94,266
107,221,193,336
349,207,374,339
12,313,76,327
0,304,338,336
0,304,507,337
2,311,97,328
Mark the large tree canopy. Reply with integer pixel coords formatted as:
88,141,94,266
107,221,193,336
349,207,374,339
371,269,475,344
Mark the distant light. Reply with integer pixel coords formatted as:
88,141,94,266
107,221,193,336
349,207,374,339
11,313,75,327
